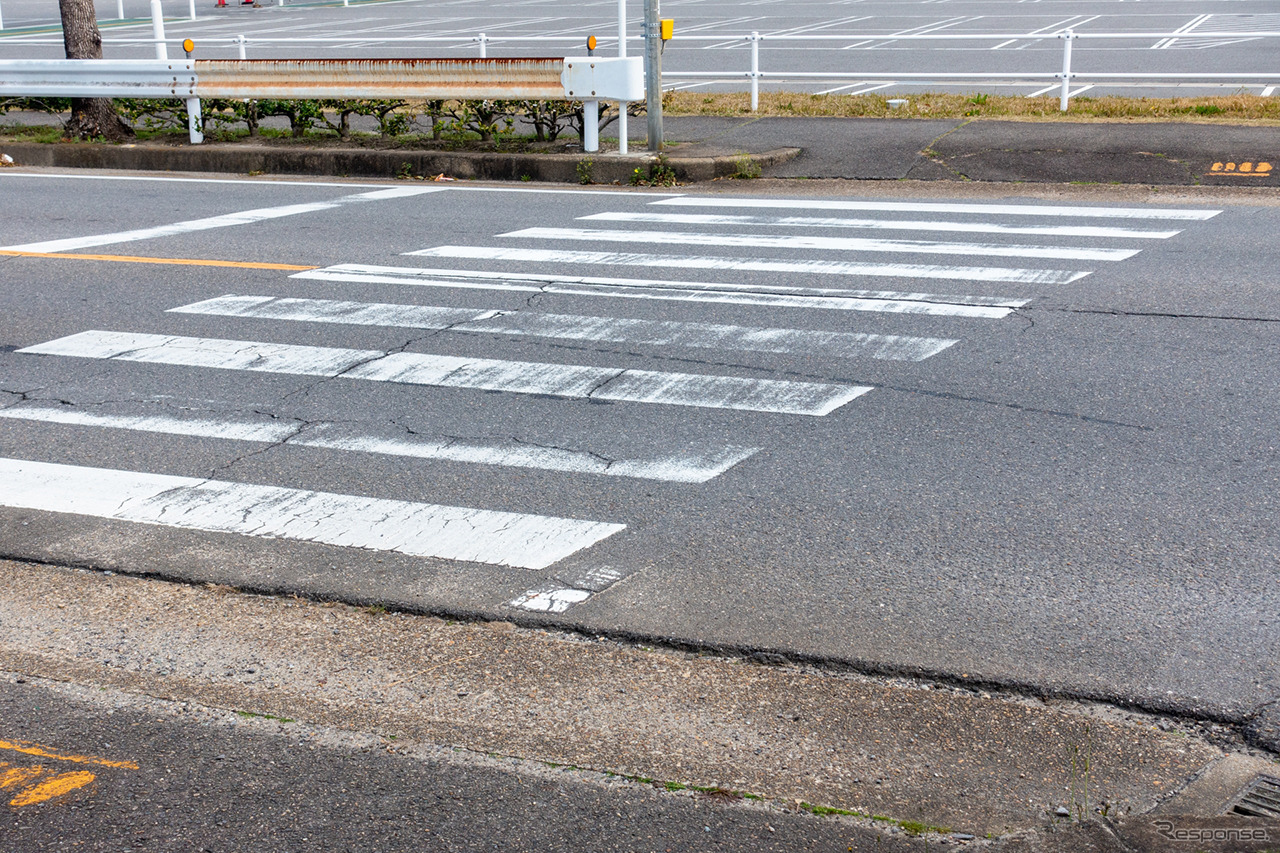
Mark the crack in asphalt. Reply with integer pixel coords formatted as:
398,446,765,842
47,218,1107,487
1044,306,1280,323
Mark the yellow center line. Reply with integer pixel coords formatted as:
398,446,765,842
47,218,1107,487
0,739,139,770
0,250,317,271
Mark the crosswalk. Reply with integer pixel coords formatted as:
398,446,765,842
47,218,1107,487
0,189,1221,611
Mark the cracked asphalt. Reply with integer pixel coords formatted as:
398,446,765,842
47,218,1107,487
0,174,1278,742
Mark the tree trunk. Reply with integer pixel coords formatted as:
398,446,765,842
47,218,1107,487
59,0,133,141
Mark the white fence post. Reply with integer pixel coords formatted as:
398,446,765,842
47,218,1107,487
0,3,5,31
617,0,628,154
476,33,488,58
584,100,599,152
117,0,125,19
1059,29,1075,112
236,34,247,59
188,0,195,21
749,31,760,111
150,0,167,59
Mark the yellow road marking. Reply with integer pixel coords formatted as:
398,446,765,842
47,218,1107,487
0,739,139,770
9,771,96,807
0,765,46,790
1209,161,1273,176
0,250,317,271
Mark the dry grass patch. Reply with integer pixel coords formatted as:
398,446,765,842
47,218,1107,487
663,90,1280,123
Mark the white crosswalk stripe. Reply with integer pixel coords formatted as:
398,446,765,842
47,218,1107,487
650,197,1223,221
18,331,873,416
0,457,623,570
294,264,1026,319
580,212,1184,240
0,402,758,484
499,226,1142,262
170,294,960,362
407,245,1090,285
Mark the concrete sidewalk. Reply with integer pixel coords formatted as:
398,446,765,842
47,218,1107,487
0,561,1276,851
2,115,1276,186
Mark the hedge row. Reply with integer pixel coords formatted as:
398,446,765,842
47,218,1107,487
0,97,642,143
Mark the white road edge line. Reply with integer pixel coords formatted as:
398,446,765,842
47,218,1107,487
0,457,624,570
0,187,444,254
0,402,758,484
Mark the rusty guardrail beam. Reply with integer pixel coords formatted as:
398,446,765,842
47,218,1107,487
192,57,568,100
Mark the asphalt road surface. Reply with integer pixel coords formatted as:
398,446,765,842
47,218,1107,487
0,172,1277,729
1,0,1277,98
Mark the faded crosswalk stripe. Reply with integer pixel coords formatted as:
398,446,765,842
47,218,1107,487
0,402,758,483
0,457,624,569
171,294,959,361
406,246,1088,285
18,331,872,416
295,264,1027,319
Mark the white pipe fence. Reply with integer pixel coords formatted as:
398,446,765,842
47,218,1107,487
2,26,1279,112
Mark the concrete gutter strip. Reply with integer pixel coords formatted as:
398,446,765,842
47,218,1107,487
1,560,1276,851
0,140,801,184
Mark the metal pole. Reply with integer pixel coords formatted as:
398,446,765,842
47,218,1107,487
750,32,760,112
150,0,167,59
584,38,599,154
644,0,662,151
477,33,487,58
616,0,627,155
1059,29,1074,112
0,4,5,31
117,0,125,20
188,0,196,21
237,34,247,59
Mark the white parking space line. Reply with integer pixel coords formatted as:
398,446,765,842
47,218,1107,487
652,197,1222,221
0,457,623,570
581,212,1182,240
409,245,1089,285
505,226,1140,263
171,294,959,361
0,187,443,254
296,264,1026,319
0,403,757,483
19,331,872,416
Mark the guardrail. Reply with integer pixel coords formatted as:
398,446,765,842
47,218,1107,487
0,56,643,147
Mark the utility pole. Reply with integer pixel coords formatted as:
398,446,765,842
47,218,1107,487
644,0,662,151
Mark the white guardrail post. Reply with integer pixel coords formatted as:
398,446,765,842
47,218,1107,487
150,0,167,60
749,31,760,112
236,35,246,59
1058,28,1076,112
1,3,6,31
117,0,125,20
476,33,488,58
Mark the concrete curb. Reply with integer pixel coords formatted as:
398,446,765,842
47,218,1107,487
0,140,802,184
